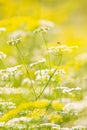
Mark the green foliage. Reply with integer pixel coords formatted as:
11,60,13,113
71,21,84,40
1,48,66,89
0,1,87,130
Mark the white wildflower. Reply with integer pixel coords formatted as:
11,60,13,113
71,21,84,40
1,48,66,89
5,117,31,127
48,45,78,54
0,122,5,127
7,37,22,45
35,69,50,82
35,68,65,83
7,31,25,45
9,30,26,38
0,87,26,95
39,19,55,28
53,86,81,95
72,125,86,130
63,103,78,112
22,78,34,85
6,65,22,75
33,26,49,34
0,51,7,60
1,73,9,81
0,27,6,32
0,101,16,109
75,53,87,61
39,123,60,128
61,128,71,130
29,58,46,67
0,65,22,81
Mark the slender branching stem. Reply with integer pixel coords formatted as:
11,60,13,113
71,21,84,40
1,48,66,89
41,33,51,69
15,44,37,99
36,52,62,100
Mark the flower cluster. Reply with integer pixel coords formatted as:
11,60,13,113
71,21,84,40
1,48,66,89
7,31,25,45
48,45,78,54
39,20,55,28
35,68,65,83
29,58,46,67
54,86,81,95
7,37,22,46
0,87,27,95
22,78,34,86
0,65,22,81
33,26,49,34
5,117,32,129
0,101,16,113
0,27,6,32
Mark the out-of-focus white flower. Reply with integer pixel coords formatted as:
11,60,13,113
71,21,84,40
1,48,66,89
29,58,46,67
0,65,23,81
48,45,78,53
72,125,86,130
0,51,7,60
61,128,71,130
63,103,78,112
75,53,87,61
39,123,60,128
22,78,34,85
35,68,65,83
7,30,26,45
55,86,81,94
0,87,28,95
39,19,55,28
0,101,16,109
0,27,6,32
5,117,31,128
7,37,22,45
33,26,49,34
0,122,5,127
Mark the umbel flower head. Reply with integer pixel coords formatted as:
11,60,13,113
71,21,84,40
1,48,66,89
48,45,78,54
7,36,22,46
33,26,49,34
29,58,46,67
7,31,24,46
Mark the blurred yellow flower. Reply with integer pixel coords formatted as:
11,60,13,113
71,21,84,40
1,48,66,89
52,101,64,110
48,113,62,123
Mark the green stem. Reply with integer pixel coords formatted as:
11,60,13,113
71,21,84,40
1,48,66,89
42,33,51,69
36,52,62,100
15,44,37,99
0,59,6,68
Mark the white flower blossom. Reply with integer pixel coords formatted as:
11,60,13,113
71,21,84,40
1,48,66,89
75,53,87,61
29,58,46,67
72,125,86,130
0,122,5,127
0,65,22,81
0,27,6,32
33,26,49,34
7,31,25,45
0,51,7,60
39,123,60,128
35,68,65,83
22,78,34,85
5,117,31,128
48,45,78,54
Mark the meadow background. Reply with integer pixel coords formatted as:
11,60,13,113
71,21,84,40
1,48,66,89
0,0,87,129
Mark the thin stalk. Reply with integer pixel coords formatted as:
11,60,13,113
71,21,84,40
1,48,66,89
41,53,63,117
41,33,51,69
0,59,6,68
36,67,57,100
15,44,37,99
39,64,44,89
36,52,63,100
